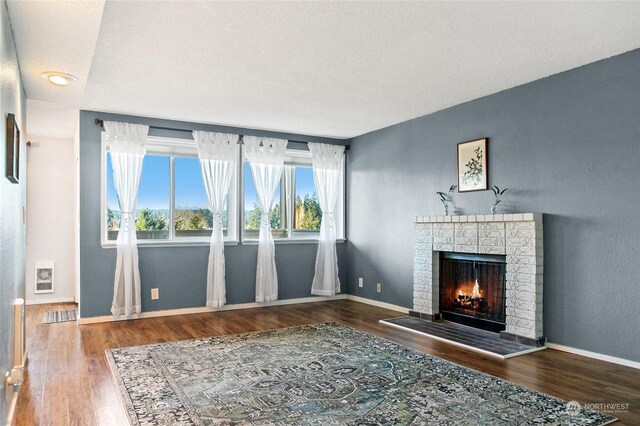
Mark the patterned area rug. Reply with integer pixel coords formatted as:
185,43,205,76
43,309,78,324
106,323,615,425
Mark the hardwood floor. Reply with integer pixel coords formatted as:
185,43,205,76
13,300,640,425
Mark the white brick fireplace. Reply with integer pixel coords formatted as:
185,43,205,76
413,213,543,342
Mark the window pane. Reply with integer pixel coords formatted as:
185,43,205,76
106,154,170,240
244,162,282,231
106,154,120,240
294,167,321,231
175,157,228,238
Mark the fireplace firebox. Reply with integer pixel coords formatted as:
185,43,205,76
439,252,506,333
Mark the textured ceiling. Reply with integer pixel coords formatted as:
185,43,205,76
8,1,640,139
7,0,104,107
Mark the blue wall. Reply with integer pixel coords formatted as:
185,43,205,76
347,49,640,362
0,0,26,422
79,111,347,318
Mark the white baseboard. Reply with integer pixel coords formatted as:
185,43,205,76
25,297,76,305
546,342,640,370
78,294,347,324
345,295,409,314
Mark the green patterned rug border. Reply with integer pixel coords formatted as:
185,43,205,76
106,322,616,425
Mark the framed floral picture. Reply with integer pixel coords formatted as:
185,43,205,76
457,138,488,192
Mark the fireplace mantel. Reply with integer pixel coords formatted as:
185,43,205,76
413,213,543,344
414,213,542,224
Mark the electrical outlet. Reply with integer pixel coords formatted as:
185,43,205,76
151,288,159,300
358,277,364,288
376,283,382,293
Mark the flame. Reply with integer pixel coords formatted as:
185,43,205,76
471,279,482,299
457,289,463,297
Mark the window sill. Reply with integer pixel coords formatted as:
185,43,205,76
100,239,346,249
241,239,346,245
101,240,240,249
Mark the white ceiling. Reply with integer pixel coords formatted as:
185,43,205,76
8,1,640,140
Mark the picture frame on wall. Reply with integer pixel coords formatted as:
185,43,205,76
5,113,20,184
34,261,55,294
457,138,488,192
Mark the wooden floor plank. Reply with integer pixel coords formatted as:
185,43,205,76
13,300,640,425
65,321,98,426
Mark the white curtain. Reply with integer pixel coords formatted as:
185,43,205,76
283,165,294,238
105,121,149,317
308,142,345,296
193,131,238,308
244,136,287,302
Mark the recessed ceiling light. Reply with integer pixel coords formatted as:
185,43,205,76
41,71,78,86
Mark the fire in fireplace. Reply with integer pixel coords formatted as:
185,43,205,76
439,252,506,332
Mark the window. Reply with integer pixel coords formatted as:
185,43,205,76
243,162,284,238
106,155,170,240
242,148,345,241
294,166,321,234
102,135,344,246
175,157,228,238
102,135,238,245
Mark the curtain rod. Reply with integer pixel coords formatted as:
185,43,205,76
94,118,349,150
95,118,223,136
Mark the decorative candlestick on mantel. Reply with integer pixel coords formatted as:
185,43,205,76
490,186,508,214
437,185,457,216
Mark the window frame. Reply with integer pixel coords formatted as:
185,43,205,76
240,146,345,243
100,133,239,248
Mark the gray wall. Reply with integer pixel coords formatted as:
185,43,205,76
347,49,640,362
0,0,26,422
79,111,347,318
